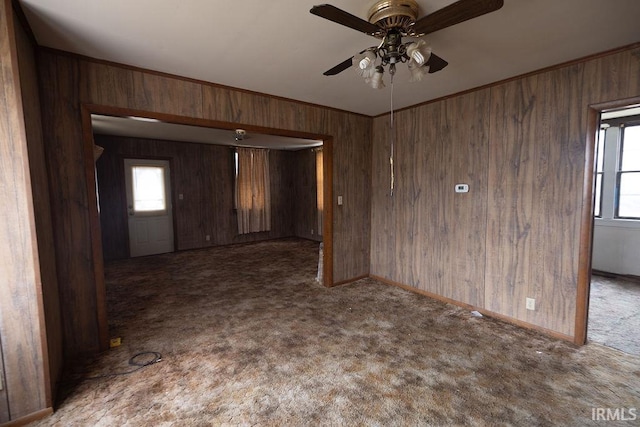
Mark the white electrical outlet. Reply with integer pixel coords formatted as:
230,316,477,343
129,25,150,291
526,297,536,311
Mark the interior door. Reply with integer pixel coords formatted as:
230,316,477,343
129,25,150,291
124,158,174,257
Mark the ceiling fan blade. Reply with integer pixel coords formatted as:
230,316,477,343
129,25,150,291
411,0,504,36
311,4,381,36
323,57,354,76
426,53,448,73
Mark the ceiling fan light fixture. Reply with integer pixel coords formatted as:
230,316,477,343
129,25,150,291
353,50,377,78
235,129,247,141
406,40,431,66
407,59,429,82
311,0,502,84
367,66,385,89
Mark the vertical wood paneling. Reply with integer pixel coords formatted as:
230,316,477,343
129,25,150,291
0,341,8,422
371,90,489,307
174,142,207,249
80,61,135,107
39,51,102,355
292,148,320,241
131,71,203,118
206,144,235,246
14,8,61,407
269,149,295,236
0,0,47,419
372,46,640,339
582,47,640,105
327,110,372,278
487,63,594,336
95,141,128,260
485,77,541,323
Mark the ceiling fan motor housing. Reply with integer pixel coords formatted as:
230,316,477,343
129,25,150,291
368,0,419,31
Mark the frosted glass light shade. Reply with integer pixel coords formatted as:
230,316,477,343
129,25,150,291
408,59,429,82
353,50,377,79
406,40,431,66
368,66,385,89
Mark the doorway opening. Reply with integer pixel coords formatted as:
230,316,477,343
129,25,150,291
589,104,640,355
81,105,334,351
577,99,640,355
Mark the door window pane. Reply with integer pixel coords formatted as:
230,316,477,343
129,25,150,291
132,166,166,211
618,171,640,218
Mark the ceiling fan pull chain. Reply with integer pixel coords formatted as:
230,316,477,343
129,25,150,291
390,73,395,197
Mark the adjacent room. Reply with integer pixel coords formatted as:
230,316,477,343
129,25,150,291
588,106,640,356
1,0,639,425
91,115,325,261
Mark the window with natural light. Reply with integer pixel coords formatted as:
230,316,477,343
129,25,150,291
132,166,166,212
594,128,605,217
618,125,640,218
595,117,640,221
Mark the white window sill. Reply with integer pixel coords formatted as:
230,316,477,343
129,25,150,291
594,218,640,229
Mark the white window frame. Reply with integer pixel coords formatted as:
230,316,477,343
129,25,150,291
595,119,640,228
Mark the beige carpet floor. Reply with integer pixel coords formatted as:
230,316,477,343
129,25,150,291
588,274,640,356
33,239,639,426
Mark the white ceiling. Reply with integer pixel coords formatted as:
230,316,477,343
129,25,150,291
20,0,640,117
92,115,322,150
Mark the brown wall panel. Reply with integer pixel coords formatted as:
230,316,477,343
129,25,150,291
14,7,61,407
0,0,48,419
292,148,322,241
80,61,135,107
485,68,585,335
130,71,203,118
39,53,103,355
371,90,490,308
371,46,640,338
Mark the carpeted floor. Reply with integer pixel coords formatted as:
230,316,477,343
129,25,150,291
33,239,639,426
588,274,640,356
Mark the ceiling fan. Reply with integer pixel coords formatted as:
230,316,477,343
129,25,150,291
310,0,504,88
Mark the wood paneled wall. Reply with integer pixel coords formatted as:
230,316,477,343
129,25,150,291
38,50,372,356
371,46,640,338
0,0,51,421
96,135,300,260
14,6,62,408
371,89,490,307
292,148,322,242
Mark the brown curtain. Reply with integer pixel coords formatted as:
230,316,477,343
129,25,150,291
316,148,323,235
236,148,271,234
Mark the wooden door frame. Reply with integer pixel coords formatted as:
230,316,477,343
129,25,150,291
81,104,335,350
574,95,640,345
